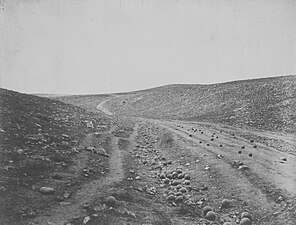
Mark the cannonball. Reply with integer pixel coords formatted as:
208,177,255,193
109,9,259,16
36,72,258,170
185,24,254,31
203,206,213,216
179,187,187,193
184,180,190,185
205,211,216,221
105,196,116,207
175,195,184,203
167,195,175,201
184,174,190,180
163,178,170,184
241,212,252,220
239,218,252,225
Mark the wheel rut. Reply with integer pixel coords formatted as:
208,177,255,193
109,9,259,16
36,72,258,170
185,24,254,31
30,129,125,225
152,120,296,224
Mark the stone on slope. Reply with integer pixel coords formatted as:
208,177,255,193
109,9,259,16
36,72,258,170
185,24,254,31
39,187,55,194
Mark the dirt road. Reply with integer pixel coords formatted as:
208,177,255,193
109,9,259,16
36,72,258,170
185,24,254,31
30,97,295,224
30,128,125,225
93,99,296,224
96,97,116,116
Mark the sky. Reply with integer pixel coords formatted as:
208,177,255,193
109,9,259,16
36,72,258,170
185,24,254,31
1,0,296,94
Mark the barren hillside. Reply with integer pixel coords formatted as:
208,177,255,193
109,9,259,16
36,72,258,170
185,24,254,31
0,89,114,224
99,75,296,133
1,76,296,225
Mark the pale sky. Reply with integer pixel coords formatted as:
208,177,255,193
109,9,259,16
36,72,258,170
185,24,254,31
1,0,295,94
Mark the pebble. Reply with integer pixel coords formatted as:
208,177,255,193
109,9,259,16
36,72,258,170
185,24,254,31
238,165,249,170
39,187,55,194
83,216,91,224
17,149,25,154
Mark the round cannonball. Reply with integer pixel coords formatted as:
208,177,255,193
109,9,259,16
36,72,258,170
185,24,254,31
179,187,187,193
175,195,184,203
203,206,213,216
167,195,175,201
239,218,252,225
241,212,252,220
184,174,190,180
105,196,116,207
205,211,216,221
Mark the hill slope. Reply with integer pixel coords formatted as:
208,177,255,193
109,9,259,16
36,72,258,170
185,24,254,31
2,75,296,225
98,75,296,133
0,89,113,224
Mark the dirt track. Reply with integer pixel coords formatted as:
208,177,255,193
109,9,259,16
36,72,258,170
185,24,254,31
31,126,128,225
94,96,296,225
96,97,117,116
29,96,296,225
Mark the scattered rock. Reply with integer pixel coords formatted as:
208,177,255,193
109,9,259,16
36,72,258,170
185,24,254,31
238,165,249,171
277,196,284,202
17,149,25,154
146,186,156,195
63,191,71,199
221,199,231,209
85,121,94,128
83,216,91,224
62,134,70,140
39,187,55,194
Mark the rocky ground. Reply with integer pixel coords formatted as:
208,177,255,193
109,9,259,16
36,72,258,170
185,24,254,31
1,82,296,225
